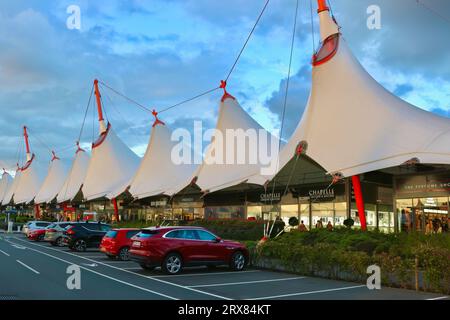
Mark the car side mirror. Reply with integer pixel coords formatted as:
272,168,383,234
214,237,222,243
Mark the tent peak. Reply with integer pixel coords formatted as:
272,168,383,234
152,109,165,127
220,80,236,103
76,141,85,154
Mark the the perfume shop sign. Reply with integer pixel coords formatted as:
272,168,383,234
396,173,450,196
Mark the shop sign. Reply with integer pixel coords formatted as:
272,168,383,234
260,193,281,202
396,173,450,196
309,188,335,200
150,199,167,207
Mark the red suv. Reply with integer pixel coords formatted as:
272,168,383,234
100,228,140,261
129,226,249,274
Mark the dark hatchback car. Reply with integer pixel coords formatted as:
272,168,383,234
129,226,249,274
64,222,111,252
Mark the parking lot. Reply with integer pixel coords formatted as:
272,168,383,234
0,233,447,300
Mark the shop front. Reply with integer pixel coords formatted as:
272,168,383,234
394,172,449,233
172,194,204,221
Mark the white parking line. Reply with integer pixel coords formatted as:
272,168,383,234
188,276,306,288
248,285,367,300
16,260,40,274
154,270,261,278
8,240,177,300
11,237,232,300
427,296,449,300
0,249,10,256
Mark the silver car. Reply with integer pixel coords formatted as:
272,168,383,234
44,222,74,246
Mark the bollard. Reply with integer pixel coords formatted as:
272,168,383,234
7,222,13,233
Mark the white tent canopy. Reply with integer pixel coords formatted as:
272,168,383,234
178,94,278,194
275,7,450,178
57,147,90,203
0,171,12,205
1,169,21,205
82,123,140,200
34,153,69,204
13,154,43,204
129,115,196,199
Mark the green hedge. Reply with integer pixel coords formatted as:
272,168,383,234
249,229,450,294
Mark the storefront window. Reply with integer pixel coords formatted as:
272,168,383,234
334,202,347,227
312,202,333,228
205,206,245,219
397,199,413,232
378,204,394,233
247,206,262,220
280,205,299,227
299,204,310,229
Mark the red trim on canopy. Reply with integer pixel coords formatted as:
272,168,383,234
20,153,35,172
76,141,85,154
220,80,236,102
312,33,340,67
152,109,165,127
317,0,329,13
51,151,60,162
92,122,111,149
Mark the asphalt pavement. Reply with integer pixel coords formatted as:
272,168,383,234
0,233,448,300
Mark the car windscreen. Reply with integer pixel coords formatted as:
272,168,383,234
135,229,159,239
36,222,51,227
105,231,117,238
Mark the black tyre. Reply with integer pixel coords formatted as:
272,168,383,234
118,247,130,261
37,234,45,242
74,239,87,252
230,251,246,271
56,237,65,247
162,253,183,275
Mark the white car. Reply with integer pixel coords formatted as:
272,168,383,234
23,221,52,236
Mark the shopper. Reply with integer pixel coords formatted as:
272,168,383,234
315,219,323,229
298,220,308,232
326,221,333,231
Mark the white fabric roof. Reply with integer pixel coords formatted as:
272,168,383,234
82,124,140,200
182,96,278,193
129,119,196,199
0,172,12,205
34,156,69,204
1,169,21,205
57,149,89,203
275,10,450,178
13,155,43,204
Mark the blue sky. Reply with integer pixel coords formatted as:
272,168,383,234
0,0,449,172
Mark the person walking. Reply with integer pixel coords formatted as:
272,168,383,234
315,219,323,229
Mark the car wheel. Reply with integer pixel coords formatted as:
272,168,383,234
74,239,87,252
56,237,65,247
139,264,154,271
162,253,183,275
230,251,246,271
118,247,130,261
37,234,45,242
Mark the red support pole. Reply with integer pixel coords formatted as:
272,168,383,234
23,126,30,154
112,198,119,223
34,204,41,220
93,79,104,122
352,175,367,231
317,0,329,13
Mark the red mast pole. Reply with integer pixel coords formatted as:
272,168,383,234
23,126,30,154
93,79,107,133
317,0,329,13
112,198,119,223
93,79,104,122
352,175,367,231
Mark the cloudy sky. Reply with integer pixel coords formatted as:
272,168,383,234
0,0,449,173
